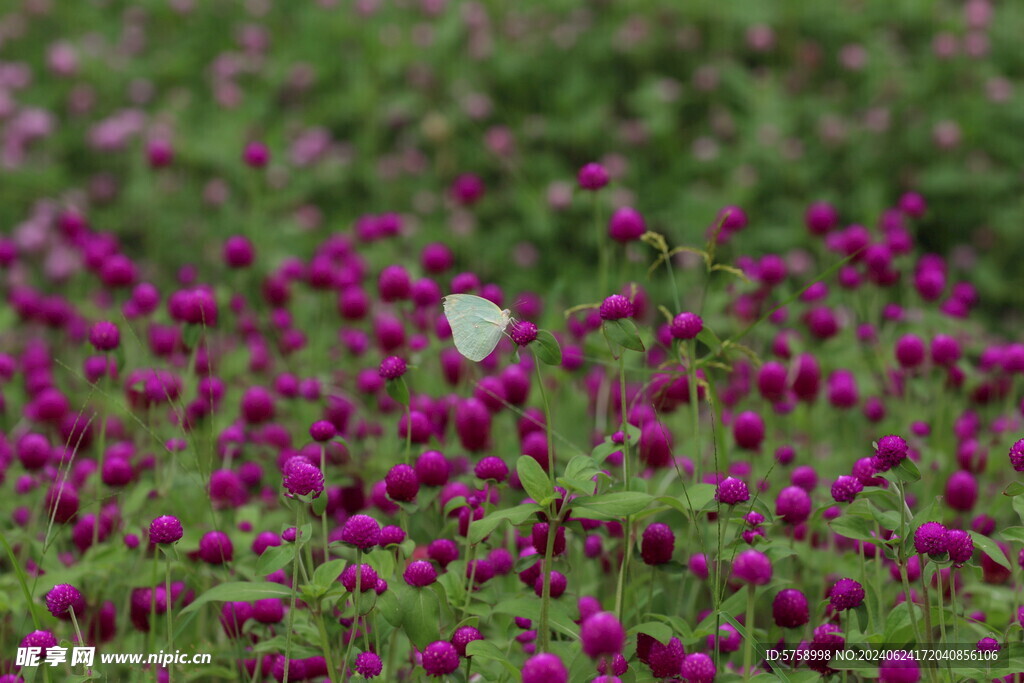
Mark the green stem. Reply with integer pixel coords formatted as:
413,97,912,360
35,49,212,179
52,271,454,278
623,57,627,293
165,551,174,659
918,555,934,643
899,563,923,643
686,339,701,482
315,608,339,683
320,447,330,564
69,606,92,677
743,584,756,679
613,517,633,623
283,504,302,683
618,354,630,487
533,359,556,482
341,549,364,677
538,505,559,652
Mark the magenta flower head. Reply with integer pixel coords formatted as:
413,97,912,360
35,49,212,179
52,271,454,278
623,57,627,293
581,612,625,659
449,174,485,206
340,564,378,592
775,485,812,524
829,578,866,611
354,651,383,678
283,457,324,498
451,625,484,657
149,515,183,544
243,141,269,167
509,321,538,347
873,434,909,472
404,560,438,587
805,201,839,235
608,207,646,242
831,475,864,503
522,653,568,683
89,321,120,351
385,463,419,502
641,523,675,565
878,650,921,683
474,456,509,482
1009,438,1024,472
21,629,59,656
733,411,765,450
309,420,336,443
670,312,703,340
422,640,460,677
946,529,974,566
341,514,381,551
599,294,633,321
895,334,926,369
716,477,750,505
578,162,609,191
45,583,85,619
681,652,716,683
198,531,234,564
773,588,810,628
914,522,948,555
379,356,407,380
732,549,772,585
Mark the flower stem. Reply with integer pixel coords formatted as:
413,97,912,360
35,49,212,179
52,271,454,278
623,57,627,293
283,504,302,683
69,606,92,677
341,548,364,677
743,584,756,679
533,359,556,482
918,554,934,642
613,517,633,623
950,568,960,643
315,607,339,683
165,550,174,661
538,504,559,653
618,354,630,487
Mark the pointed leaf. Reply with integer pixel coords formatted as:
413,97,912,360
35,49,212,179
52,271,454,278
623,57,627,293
573,492,652,520
469,504,542,545
533,330,562,366
178,581,293,619
517,456,551,504
603,319,645,352
254,544,296,577
971,531,1011,571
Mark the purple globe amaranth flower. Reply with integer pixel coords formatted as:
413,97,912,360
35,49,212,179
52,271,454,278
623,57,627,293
977,638,999,652
878,650,921,683
416,451,451,487
379,356,407,380
422,640,460,677
149,515,183,544
946,529,974,565
531,523,566,556
385,463,419,502
404,560,438,587
222,235,254,268
89,321,120,351
253,598,284,624
773,589,810,628
354,651,383,678
945,470,977,512
599,295,633,321
198,531,234,564
340,564,378,592
578,162,609,191
670,312,703,340
282,457,324,498
732,549,772,585
428,539,459,568
309,420,336,442
509,321,538,346
647,637,685,678
873,434,909,472
341,514,381,550
805,201,839,235
1009,438,1024,472
831,475,864,503
914,522,949,555
474,456,509,482
581,612,625,659
641,523,675,565
243,141,269,167
608,207,646,242
775,486,812,524
680,652,716,683
895,334,926,369
522,653,568,683
534,571,568,598
733,411,765,450
716,477,750,505
45,583,85,619
829,578,866,611
451,625,484,657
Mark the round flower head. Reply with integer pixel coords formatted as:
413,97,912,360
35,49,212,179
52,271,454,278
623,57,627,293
21,629,59,656
282,458,324,498
45,583,85,619
243,141,269,167
775,486,812,524
716,477,750,505
1010,438,1024,472
404,560,438,587
309,420,336,442
647,637,684,678
829,578,866,611
421,640,459,677
509,321,538,346
385,463,419,502
977,638,999,652
474,456,509,482
895,334,926,369
608,207,646,242
873,435,909,472
341,564,378,592
772,588,810,628
534,571,568,598
149,515,183,544
946,529,974,565
581,612,625,659
354,651,383,678
378,525,406,547
599,295,633,321
831,475,864,503
578,162,609,191
670,311,703,340
878,650,921,683
89,321,120,351
341,514,381,550
641,523,675,565
198,530,234,564
451,625,484,657
680,652,716,683
914,522,948,555
732,549,772,585
522,653,568,683
379,356,407,380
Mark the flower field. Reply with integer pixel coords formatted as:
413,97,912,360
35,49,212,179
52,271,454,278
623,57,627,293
1,1,1024,682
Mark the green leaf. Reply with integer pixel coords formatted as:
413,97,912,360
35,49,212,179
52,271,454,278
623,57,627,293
386,377,409,405
376,587,403,627
695,327,722,351
971,531,1010,571
254,544,296,577
829,513,878,543
1001,526,1024,545
563,454,600,482
533,329,562,365
182,323,203,349
892,458,921,483
312,559,347,591
469,504,542,545
517,455,551,504
400,585,441,649
492,597,578,638
178,581,293,620
311,492,328,517
658,483,717,518
573,492,653,520
1004,481,1024,497
627,620,674,644
466,640,522,681
603,318,645,352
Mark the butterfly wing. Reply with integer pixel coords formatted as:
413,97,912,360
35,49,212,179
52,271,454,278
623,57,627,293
443,294,508,362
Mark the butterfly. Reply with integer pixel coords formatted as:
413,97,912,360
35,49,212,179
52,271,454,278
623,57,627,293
442,294,513,362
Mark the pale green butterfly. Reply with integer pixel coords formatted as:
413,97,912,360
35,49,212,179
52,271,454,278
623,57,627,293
442,294,513,362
